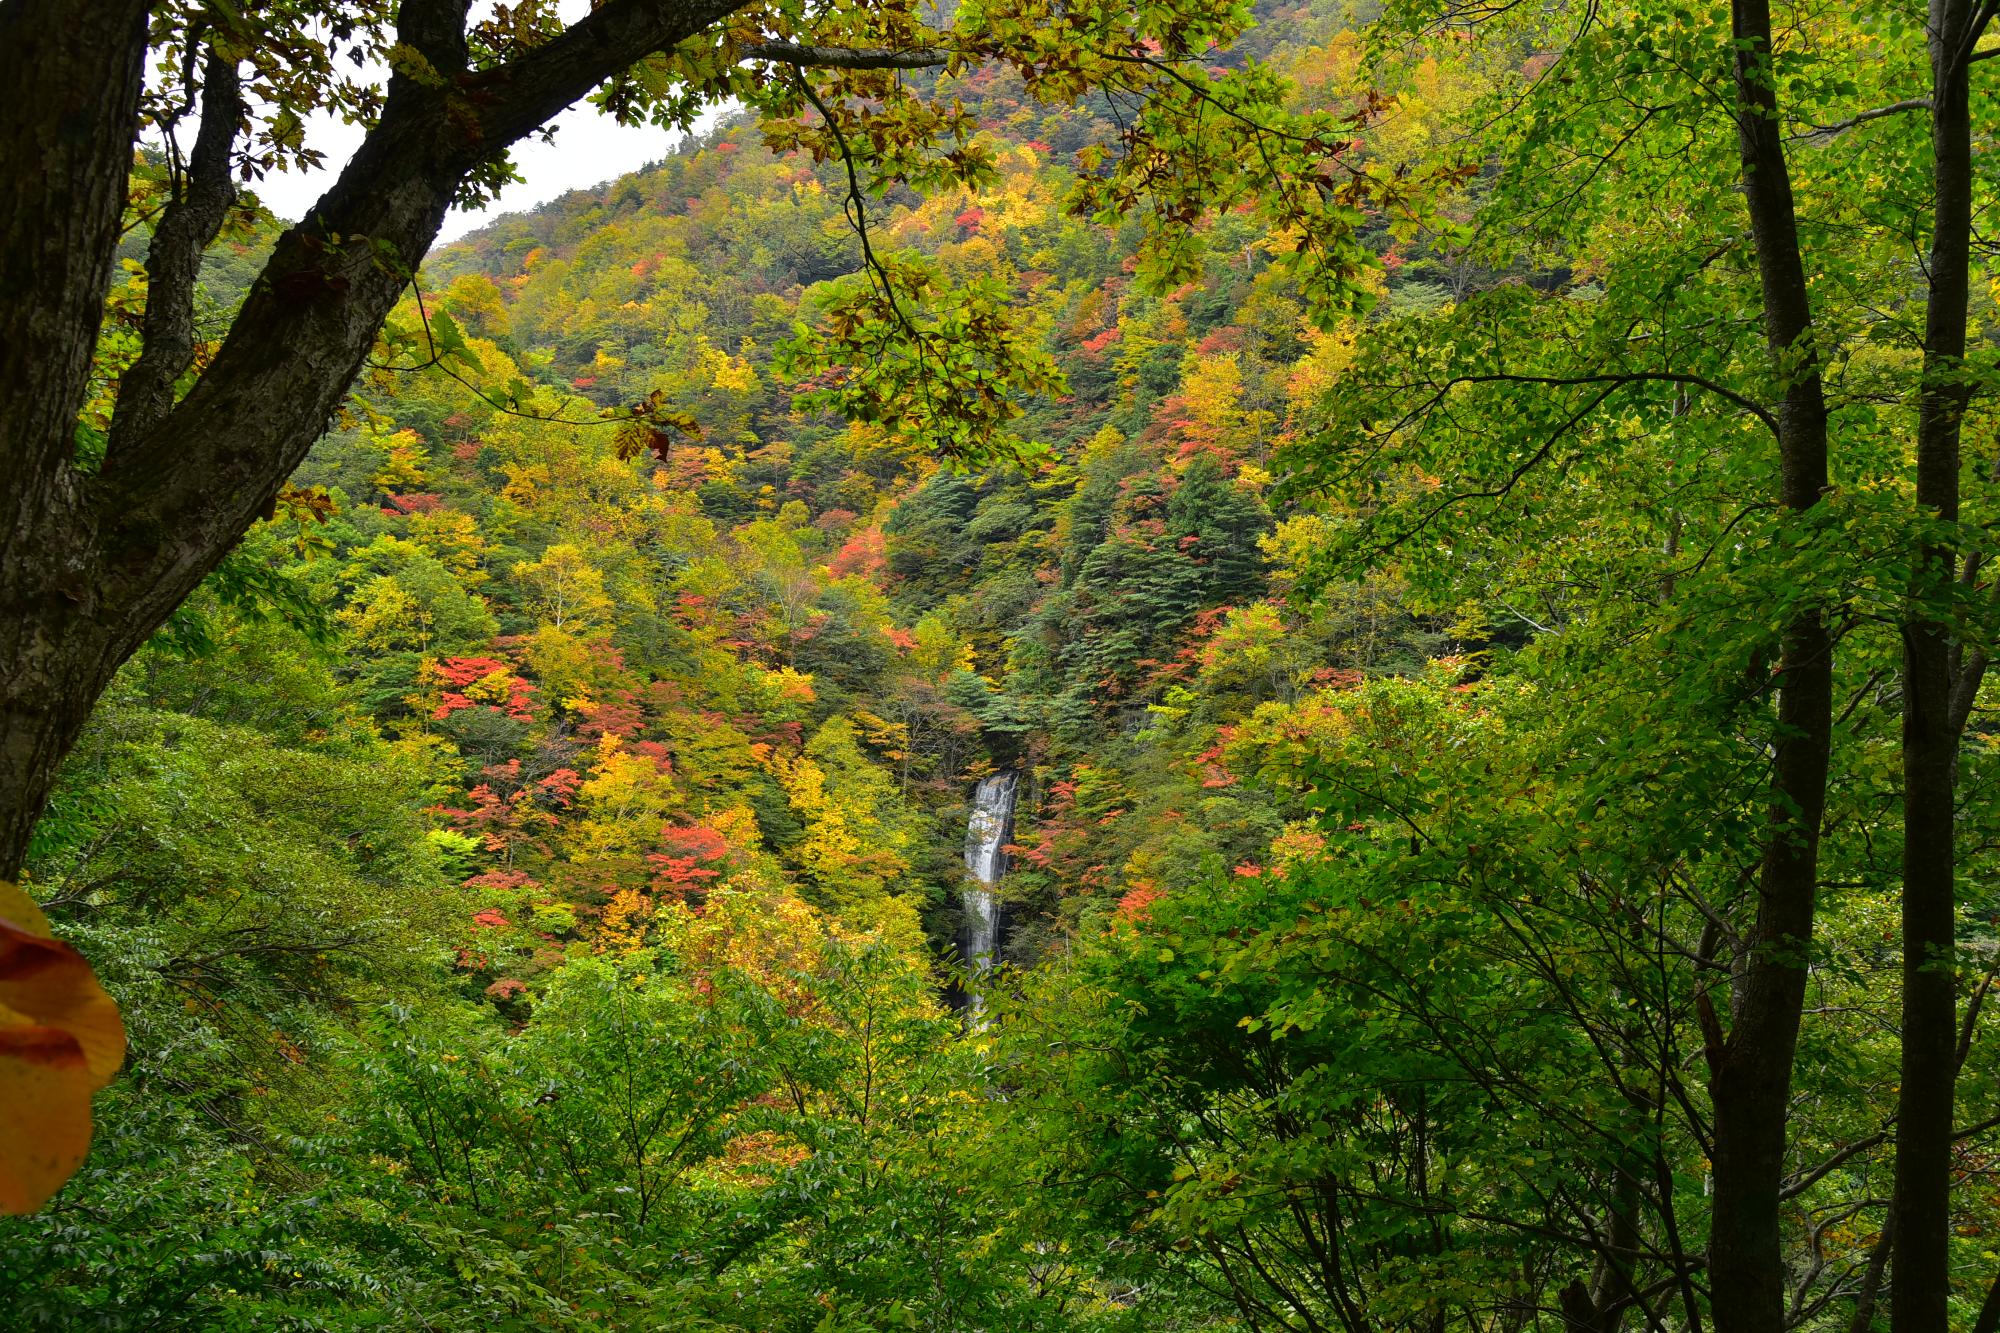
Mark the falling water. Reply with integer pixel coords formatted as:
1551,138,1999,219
961,770,1019,1014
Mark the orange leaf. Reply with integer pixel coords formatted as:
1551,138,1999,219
0,881,124,1214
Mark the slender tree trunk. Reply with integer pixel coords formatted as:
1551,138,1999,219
1972,1267,2000,1333
1710,0,1836,1327
1892,2,1989,1323
1848,1204,1895,1333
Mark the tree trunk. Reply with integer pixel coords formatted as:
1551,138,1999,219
1972,1267,2000,1333
0,539,124,879
1892,0,1985,1324
0,0,152,879
1710,0,1836,1328
0,0,149,477
0,0,744,880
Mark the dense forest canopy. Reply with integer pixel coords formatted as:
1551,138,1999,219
4,0,2000,1328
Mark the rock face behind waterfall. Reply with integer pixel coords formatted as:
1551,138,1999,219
960,771,1019,1003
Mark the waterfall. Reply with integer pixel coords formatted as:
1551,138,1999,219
960,770,1019,1012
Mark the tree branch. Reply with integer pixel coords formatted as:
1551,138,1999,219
108,50,243,455
1791,98,1931,142
1953,1106,2000,1140
1948,560,2000,738
467,0,747,152
1950,0,2000,74
738,40,951,69
1791,31,2000,141
1780,1125,1891,1200
1367,382,1618,557
1956,962,1997,1069
399,0,474,70
1974,1263,2000,1333
1420,370,1779,437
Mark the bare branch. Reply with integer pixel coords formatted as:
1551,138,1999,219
1791,98,1931,142
1366,382,1618,558
1423,370,1779,437
1954,1106,2000,1141
1780,1124,1890,1200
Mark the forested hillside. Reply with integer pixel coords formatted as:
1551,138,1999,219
7,0,2000,1327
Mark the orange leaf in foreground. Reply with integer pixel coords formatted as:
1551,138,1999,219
0,881,124,1214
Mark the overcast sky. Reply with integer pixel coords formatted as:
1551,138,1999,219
252,102,706,246
240,0,725,246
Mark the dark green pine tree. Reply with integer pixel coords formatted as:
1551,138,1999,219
1048,452,1272,736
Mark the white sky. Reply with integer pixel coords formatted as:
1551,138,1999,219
235,0,722,246
252,103,703,245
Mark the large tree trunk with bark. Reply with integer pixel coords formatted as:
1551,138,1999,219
0,0,152,878
0,556,127,881
1708,0,1836,1327
0,0,742,878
